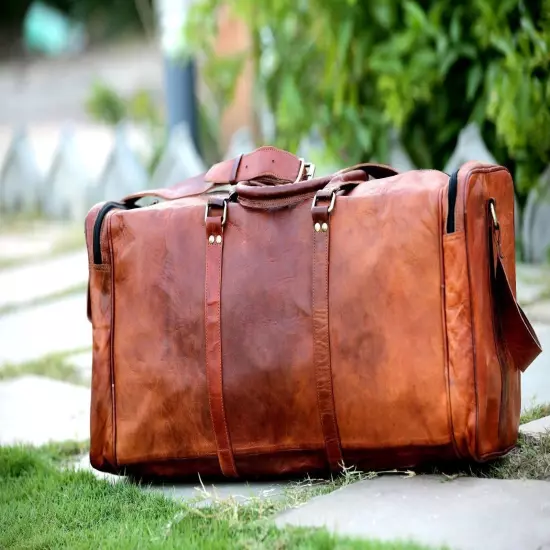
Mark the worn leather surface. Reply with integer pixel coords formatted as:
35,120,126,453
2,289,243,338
86,155,542,478
311,198,343,471
204,205,238,477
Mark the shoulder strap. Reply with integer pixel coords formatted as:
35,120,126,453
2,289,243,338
489,199,542,372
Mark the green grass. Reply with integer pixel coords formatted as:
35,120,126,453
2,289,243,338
427,432,550,481
482,433,550,480
520,403,550,425
0,444,439,550
0,347,91,386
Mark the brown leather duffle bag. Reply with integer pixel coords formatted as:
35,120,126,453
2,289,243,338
85,146,542,479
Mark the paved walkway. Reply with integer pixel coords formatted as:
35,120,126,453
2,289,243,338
276,475,550,550
0,249,88,310
0,293,90,363
0,375,89,445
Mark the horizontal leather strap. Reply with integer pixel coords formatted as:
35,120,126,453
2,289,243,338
119,147,306,206
118,150,399,207
205,146,305,184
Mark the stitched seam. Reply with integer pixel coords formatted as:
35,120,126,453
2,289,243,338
440,188,462,459
463,172,480,460
108,215,117,467
487,221,510,444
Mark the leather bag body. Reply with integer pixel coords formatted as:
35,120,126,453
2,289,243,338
85,147,542,479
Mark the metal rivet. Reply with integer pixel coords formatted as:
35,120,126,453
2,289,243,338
216,235,222,244
208,235,215,244
321,222,328,232
314,222,321,232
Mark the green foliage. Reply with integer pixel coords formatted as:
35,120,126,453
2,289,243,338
85,81,166,174
85,81,127,125
85,80,222,170
186,0,550,204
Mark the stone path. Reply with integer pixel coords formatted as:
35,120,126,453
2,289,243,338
0,293,91,364
66,349,93,381
520,416,550,438
520,323,550,407
276,475,550,550
0,222,79,263
0,375,90,445
0,249,88,310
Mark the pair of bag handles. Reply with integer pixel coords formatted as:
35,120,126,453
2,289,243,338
121,146,399,207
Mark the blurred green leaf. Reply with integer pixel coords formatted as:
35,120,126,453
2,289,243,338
466,64,483,100
184,0,550,214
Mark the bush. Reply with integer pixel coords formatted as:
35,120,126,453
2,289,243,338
186,0,550,208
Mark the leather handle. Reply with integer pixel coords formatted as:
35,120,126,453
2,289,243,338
336,163,399,180
119,146,306,207
205,146,307,184
235,163,398,206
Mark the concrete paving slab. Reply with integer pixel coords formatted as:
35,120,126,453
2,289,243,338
520,416,550,438
276,475,550,550
0,222,76,263
66,350,92,376
524,300,550,324
0,375,90,445
0,293,91,364
522,323,550,407
73,453,121,484
143,479,288,507
0,250,88,309
516,263,550,305
72,453,292,506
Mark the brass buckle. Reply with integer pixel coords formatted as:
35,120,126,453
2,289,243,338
204,199,228,226
294,158,316,183
490,201,499,230
312,190,337,213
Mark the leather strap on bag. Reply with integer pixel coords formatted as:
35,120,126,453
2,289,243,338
204,197,238,477
488,200,542,372
311,191,344,471
120,146,310,206
205,146,310,184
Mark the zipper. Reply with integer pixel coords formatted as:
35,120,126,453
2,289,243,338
446,170,459,233
93,201,128,264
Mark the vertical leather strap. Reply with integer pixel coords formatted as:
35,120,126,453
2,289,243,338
205,199,238,478
311,194,344,471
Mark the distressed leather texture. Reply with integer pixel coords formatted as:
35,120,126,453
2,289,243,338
85,146,542,479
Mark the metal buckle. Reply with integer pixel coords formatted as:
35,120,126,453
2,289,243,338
204,199,228,226
294,158,316,183
490,201,499,230
312,190,337,213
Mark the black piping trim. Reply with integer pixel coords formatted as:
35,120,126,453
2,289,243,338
447,170,459,233
93,201,127,264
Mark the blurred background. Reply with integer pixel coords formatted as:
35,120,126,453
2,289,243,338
1,2,550,449
0,0,549,260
